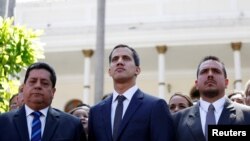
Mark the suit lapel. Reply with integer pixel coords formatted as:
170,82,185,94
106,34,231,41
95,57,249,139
186,103,206,141
101,96,113,141
116,89,143,140
13,106,30,141
42,107,60,141
218,98,236,124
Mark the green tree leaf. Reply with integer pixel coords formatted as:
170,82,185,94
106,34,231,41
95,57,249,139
0,16,44,113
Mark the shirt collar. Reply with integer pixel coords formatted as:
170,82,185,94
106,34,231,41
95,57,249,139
25,104,49,117
112,85,138,102
199,96,226,112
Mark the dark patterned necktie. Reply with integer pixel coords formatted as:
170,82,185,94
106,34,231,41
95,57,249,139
113,95,126,140
31,111,42,141
205,104,215,141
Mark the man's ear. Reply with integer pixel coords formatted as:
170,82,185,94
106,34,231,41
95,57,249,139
135,66,141,76
52,88,56,98
195,80,198,90
225,78,229,88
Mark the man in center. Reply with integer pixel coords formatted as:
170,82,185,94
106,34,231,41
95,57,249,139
88,44,175,141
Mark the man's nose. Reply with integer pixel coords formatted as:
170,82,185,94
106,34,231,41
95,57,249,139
208,69,214,76
117,57,124,65
34,81,42,88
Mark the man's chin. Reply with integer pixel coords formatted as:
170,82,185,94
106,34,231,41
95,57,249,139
203,89,219,98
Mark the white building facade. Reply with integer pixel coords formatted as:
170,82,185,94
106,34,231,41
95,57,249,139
15,0,250,110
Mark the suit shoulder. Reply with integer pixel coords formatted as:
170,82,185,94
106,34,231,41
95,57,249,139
0,110,17,124
0,110,17,117
172,106,195,119
50,108,80,121
142,92,167,103
90,96,112,109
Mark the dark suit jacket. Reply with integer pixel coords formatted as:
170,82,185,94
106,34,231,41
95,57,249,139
88,89,175,141
173,98,250,141
0,105,87,141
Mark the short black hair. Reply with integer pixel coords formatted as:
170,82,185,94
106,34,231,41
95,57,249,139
24,62,57,88
196,55,227,78
109,44,140,66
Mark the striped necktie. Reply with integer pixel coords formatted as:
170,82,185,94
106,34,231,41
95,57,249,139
31,111,42,141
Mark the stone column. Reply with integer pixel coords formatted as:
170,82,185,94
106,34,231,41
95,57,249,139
231,42,242,90
156,45,167,99
82,49,94,104
95,0,106,104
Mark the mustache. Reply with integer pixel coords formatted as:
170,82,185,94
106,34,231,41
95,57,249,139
204,80,217,85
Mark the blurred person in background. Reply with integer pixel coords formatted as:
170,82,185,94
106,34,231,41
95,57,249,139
189,85,200,105
69,103,90,137
227,90,245,105
169,92,193,113
9,84,25,111
244,80,250,106
9,94,18,111
16,84,24,108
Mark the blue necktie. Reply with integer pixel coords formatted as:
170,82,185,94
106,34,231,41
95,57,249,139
31,111,42,141
113,95,126,141
205,104,215,141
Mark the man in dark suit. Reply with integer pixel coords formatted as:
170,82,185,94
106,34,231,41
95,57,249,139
88,44,175,141
173,56,250,141
0,62,87,141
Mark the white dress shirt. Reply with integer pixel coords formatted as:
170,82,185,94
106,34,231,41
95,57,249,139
25,105,49,140
111,85,138,133
199,96,225,135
